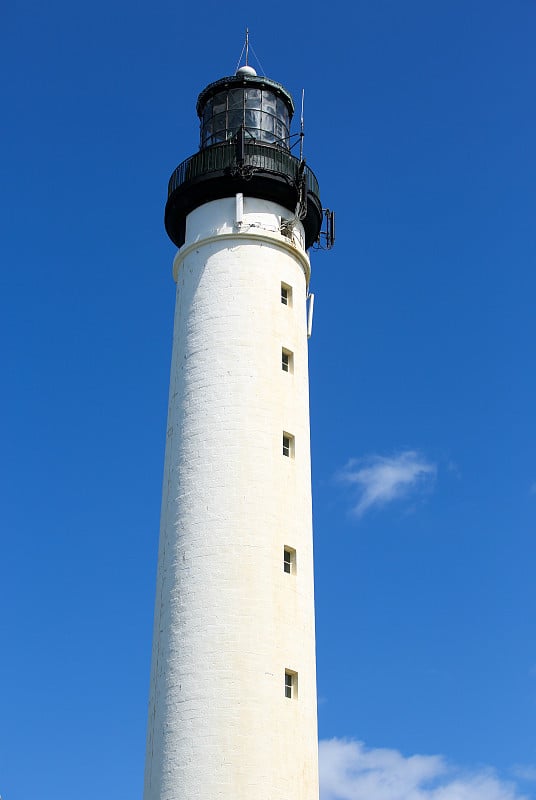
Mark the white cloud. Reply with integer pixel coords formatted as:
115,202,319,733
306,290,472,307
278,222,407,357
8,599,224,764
338,451,436,517
319,739,528,800
512,765,536,783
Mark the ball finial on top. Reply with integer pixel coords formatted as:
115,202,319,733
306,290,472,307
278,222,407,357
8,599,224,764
236,65,257,77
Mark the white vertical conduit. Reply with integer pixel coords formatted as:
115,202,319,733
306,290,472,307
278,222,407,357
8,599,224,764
235,192,244,225
307,293,315,338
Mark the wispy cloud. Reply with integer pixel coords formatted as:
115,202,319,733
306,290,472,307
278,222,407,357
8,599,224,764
512,765,536,783
338,450,437,517
319,739,528,800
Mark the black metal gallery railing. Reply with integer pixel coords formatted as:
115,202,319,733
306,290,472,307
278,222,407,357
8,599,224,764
167,142,320,201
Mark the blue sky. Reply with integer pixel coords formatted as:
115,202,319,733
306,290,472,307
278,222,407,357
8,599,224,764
1,1,535,798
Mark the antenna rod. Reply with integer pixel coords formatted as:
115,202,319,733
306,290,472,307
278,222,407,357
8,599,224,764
245,27,249,65
299,89,305,161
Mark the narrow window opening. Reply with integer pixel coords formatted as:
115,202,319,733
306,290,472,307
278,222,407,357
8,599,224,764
285,672,292,698
281,283,292,306
283,549,291,573
282,348,293,373
282,433,294,458
285,670,298,699
284,547,296,574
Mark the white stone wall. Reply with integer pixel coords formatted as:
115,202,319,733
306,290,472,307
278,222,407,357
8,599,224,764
144,197,319,800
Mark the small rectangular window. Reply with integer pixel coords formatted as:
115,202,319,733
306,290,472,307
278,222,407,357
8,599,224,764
285,672,292,698
285,670,297,699
282,433,294,458
283,549,291,573
281,283,292,306
283,547,296,574
282,348,293,373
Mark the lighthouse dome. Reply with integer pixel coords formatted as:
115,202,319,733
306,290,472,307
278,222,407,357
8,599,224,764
236,65,257,76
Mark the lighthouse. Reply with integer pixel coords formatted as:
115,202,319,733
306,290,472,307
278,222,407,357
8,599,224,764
143,56,332,800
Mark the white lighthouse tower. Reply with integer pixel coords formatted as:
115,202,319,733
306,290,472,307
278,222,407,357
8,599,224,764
144,57,332,800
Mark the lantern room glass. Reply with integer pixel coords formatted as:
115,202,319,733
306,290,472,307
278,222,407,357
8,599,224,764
199,87,291,149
